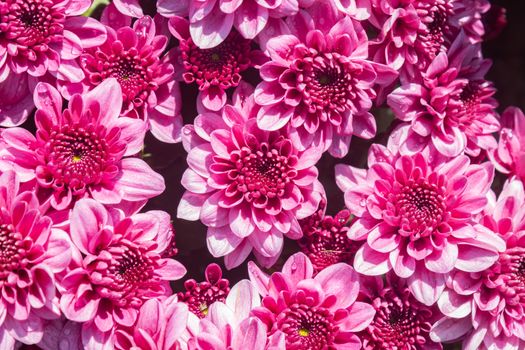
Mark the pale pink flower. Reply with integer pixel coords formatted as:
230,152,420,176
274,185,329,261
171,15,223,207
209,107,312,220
59,16,183,144
369,0,490,81
387,33,499,158
254,9,397,157
488,107,525,181
36,318,83,350
0,171,72,348
169,16,266,112
115,295,190,350
177,263,230,318
186,0,299,49
248,252,375,349
359,274,443,350
177,83,324,269
187,279,282,350
60,198,187,349
431,178,525,349
0,78,165,213
335,144,505,305
0,0,106,126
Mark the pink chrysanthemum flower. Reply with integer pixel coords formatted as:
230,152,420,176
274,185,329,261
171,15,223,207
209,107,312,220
0,0,106,125
177,263,230,318
169,16,266,111
488,107,525,181
248,252,375,349
359,275,442,350
177,83,324,269
115,295,189,350
387,34,499,158
185,0,298,49
110,0,188,18
431,178,525,349
0,171,71,348
60,199,187,349
36,318,83,350
298,201,359,273
0,78,165,213
335,144,504,305
369,0,489,81
59,16,182,144
188,279,284,350
254,11,397,157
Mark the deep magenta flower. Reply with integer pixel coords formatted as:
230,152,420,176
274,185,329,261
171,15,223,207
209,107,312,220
115,295,189,350
187,279,283,350
254,12,397,157
0,171,71,348
387,34,499,158
185,0,298,49
0,78,165,214
488,107,525,181
431,178,525,349
298,201,359,273
60,199,187,349
336,144,504,305
359,275,442,350
60,16,183,144
0,0,106,126
177,83,324,269
169,16,266,111
177,263,230,318
369,0,490,81
248,252,376,349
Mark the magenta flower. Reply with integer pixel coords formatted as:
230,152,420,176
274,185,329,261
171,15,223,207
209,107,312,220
0,78,165,213
369,0,489,81
254,13,397,157
60,199,187,348
336,144,504,305
110,0,188,18
298,201,359,273
0,0,106,125
60,16,183,143
0,171,71,347
188,279,282,350
177,263,230,318
488,107,525,181
177,83,324,269
115,295,189,350
185,0,298,49
387,34,499,158
169,16,266,111
359,275,443,350
431,178,525,349
248,252,375,349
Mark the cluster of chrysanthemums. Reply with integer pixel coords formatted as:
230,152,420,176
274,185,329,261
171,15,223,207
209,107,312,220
0,0,520,348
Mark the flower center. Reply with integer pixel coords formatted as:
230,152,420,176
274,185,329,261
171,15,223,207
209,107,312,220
90,240,162,308
278,304,335,349
0,223,27,281
181,30,251,90
231,142,296,202
364,293,431,349
395,180,446,239
415,0,453,62
45,123,109,192
0,0,65,57
494,247,525,299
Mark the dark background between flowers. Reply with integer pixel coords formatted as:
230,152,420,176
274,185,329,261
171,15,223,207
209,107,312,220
14,1,519,349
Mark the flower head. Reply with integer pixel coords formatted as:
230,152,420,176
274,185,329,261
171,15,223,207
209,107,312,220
387,33,498,158
177,263,230,318
178,83,324,268
431,178,525,349
60,199,187,348
0,171,71,346
336,144,504,305
249,252,376,349
0,78,165,214
298,201,358,272
255,12,397,157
